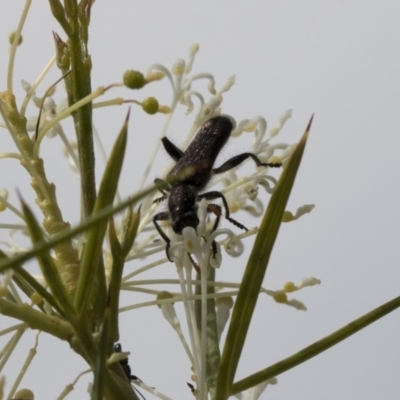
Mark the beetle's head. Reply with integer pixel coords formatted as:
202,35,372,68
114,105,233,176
171,210,199,234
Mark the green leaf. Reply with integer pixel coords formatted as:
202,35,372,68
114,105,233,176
92,307,110,400
19,196,76,318
231,293,400,394
49,0,72,35
75,111,129,314
120,205,141,259
0,184,157,274
108,206,141,344
216,116,313,400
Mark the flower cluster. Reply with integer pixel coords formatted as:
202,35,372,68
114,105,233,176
0,2,317,399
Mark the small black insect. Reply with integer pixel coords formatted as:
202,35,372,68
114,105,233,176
114,343,146,400
187,382,196,393
153,115,281,262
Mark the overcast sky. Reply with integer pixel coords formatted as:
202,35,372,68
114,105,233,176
1,1,399,399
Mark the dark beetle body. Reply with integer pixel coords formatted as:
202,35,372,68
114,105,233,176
114,343,146,400
114,343,134,381
153,115,281,261
167,116,232,190
165,116,233,235
168,184,199,234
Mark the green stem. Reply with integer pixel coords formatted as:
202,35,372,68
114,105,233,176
0,92,80,296
54,0,96,217
195,266,221,399
0,298,73,341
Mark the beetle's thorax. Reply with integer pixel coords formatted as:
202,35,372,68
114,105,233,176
168,184,199,234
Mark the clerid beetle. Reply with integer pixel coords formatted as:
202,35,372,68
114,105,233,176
153,115,281,262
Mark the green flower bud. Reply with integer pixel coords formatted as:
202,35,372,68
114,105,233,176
53,32,70,69
31,292,43,305
142,97,159,115
123,70,145,89
273,291,287,304
157,291,174,306
13,389,34,400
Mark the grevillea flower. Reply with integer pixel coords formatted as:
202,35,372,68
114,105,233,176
0,3,318,399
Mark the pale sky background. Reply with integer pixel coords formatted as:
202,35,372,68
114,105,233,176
0,1,400,399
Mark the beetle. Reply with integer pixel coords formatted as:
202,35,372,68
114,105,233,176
114,343,146,400
153,115,281,262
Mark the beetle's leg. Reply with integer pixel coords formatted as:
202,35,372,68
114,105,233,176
188,253,201,273
213,152,281,175
153,212,172,261
161,137,184,162
153,178,171,203
153,195,168,203
204,203,221,258
206,203,222,234
198,191,248,231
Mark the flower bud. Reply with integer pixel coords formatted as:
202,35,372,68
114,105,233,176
13,388,34,400
142,97,159,114
123,70,145,89
31,292,43,305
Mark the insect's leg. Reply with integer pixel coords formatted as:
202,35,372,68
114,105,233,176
129,379,147,400
188,253,201,273
206,203,222,233
153,178,171,203
204,203,221,259
153,195,168,204
161,137,184,162
198,190,248,230
153,212,172,261
213,152,282,175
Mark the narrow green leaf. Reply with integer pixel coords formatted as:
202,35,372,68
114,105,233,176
92,307,110,400
0,183,158,274
13,265,61,314
109,216,123,259
231,293,400,394
96,112,130,211
216,116,313,399
19,197,76,318
0,249,54,312
109,206,141,344
48,0,73,35
120,205,141,259
75,111,129,313
108,216,123,344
